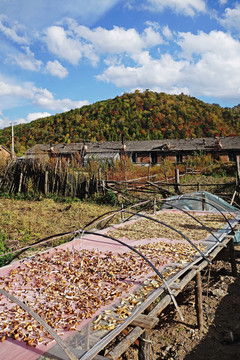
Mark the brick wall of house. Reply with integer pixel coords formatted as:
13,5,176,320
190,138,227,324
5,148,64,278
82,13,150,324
165,155,177,162
137,153,151,163
213,151,228,161
156,155,164,162
219,155,229,162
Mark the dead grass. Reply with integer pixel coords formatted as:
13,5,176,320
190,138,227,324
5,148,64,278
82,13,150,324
0,198,115,250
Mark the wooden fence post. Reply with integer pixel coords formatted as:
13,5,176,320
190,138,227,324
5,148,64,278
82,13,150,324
202,193,206,211
44,171,48,195
121,203,124,222
124,153,127,186
52,158,58,193
148,161,151,181
195,271,204,332
175,168,180,194
230,190,237,205
163,158,167,182
18,172,23,193
236,157,240,186
139,330,151,360
228,237,238,277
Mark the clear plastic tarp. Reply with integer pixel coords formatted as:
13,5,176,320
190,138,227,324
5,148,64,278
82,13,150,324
161,191,240,243
162,191,238,212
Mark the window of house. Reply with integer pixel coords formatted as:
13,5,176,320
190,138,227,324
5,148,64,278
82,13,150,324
151,153,157,164
176,153,183,163
229,152,236,162
131,152,137,163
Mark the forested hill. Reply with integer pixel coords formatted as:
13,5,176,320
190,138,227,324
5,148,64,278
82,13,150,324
1,90,240,155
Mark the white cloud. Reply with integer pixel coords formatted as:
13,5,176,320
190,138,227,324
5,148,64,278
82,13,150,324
124,1,135,10
0,0,122,30
0,15,28,44
97,52,188,89
219,4,240,33
0,118,5,128
0,78,89,128
45,26,83,65
142,26,163,47
0,80,33,98
69,22,163,54
0,79,88,112
9,47,42,71
97,30,240,101
219,0,228,5
104,55,123,66
144,0,206,16
32,88,89,112
26,112,52,122
15,112,52,125
45,60,68,78
45,25,98,66
45,22,163,66
162,25,173,39
176,30,240,97
145,21,160,30
178,30,240,60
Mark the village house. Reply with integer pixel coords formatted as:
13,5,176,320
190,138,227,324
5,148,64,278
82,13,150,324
0,145,11,161
23,136,240,165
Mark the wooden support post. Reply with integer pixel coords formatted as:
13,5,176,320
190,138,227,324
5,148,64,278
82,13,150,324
44,170,48,195
121,203,124,222
195,271,204,333
85,179,89,199
124,153,127,185
18,172,23,193
98,167,101,193
228,237,238,277
202,193,206,211
175,168,180,194
148,161,151,181
108,327,143,360
131,314,158,329
231,190,237,205
85,321,91,351
52,158,58,193
163,158,167,183
139,330,152,360
236,157,240,186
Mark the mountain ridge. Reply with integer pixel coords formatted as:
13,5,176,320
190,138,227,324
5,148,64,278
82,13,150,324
1,90,240,155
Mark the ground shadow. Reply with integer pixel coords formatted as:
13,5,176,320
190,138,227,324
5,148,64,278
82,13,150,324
183,253,240,359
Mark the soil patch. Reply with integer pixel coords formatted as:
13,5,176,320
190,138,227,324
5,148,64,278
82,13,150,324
122,246,240,359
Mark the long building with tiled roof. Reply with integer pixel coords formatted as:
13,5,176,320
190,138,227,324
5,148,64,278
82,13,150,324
23,136,240,164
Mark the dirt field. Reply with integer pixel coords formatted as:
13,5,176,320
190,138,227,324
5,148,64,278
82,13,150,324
123,246,240,360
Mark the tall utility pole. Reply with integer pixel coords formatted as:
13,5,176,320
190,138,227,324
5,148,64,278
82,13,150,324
10,122,15,158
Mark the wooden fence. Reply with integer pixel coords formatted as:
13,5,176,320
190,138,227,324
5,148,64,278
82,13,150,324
0,159,98,199
1,159,239,205
101,167,239,206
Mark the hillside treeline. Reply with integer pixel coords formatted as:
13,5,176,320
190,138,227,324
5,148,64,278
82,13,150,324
1,90,240,155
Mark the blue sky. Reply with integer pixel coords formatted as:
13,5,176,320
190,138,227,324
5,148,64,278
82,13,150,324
0,0,240,129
